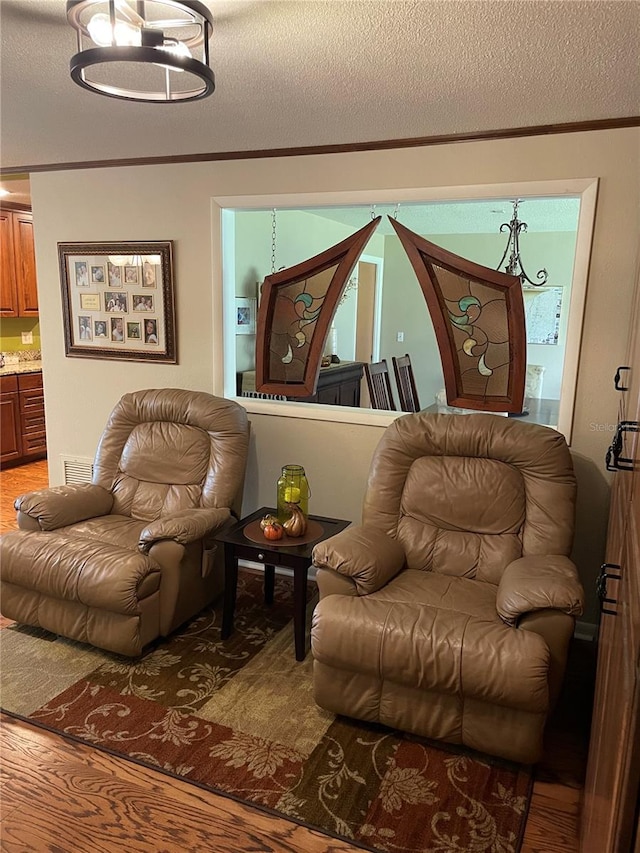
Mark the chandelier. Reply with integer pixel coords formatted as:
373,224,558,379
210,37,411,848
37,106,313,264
66,0,215,103
496,199,548,287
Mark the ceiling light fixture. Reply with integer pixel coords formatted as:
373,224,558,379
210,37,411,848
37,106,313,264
66,0,215,103
496,199,548,287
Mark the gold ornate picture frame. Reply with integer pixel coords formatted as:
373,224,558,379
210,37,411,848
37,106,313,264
58,241,177,363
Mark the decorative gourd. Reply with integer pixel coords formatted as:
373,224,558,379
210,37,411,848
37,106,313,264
263,521,284,541
259,514,279,531
282,503,307,538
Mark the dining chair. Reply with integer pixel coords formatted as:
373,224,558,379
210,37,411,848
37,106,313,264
392,353,421,412
364,360,397,410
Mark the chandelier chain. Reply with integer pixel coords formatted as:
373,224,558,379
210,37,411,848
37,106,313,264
271,208,277,274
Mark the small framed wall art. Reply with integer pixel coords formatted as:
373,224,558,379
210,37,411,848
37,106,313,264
58,241,177,363
235,296,257,335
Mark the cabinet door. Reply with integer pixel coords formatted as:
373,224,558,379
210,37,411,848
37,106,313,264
582,275,640,852
0,392,22,463
0,209,18,316
13,212,38,316
18,373,46,458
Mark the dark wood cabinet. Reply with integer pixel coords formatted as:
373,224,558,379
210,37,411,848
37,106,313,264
0,209,38,318
0,371,46,467
298,361,364,406
238,361,364,408
581,282,640,852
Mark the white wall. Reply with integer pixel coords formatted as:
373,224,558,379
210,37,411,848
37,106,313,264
378,235,443,406
30,128,640,623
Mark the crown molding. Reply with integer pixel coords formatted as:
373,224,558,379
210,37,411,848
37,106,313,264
3,117,639,176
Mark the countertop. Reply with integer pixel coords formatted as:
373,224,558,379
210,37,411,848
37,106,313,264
423,397,560,428
0,360,43,377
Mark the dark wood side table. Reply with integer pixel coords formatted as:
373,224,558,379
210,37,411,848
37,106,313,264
216,506,350,661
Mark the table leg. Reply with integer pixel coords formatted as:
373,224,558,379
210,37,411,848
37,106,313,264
221,542,238,640
264,564,275,604
293,564,310,662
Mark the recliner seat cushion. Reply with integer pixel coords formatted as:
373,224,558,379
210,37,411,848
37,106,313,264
373,569,499,620
313,573,550,714
1,530,161,614
55,515,145,550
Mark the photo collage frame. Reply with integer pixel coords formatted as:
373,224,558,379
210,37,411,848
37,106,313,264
59,241,176,363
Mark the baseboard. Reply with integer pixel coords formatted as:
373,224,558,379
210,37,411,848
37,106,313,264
574,620,597,641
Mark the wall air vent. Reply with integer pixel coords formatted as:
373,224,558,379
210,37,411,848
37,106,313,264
61,456,94,485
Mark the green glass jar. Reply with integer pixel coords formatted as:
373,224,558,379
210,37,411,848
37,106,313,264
276,464,309,524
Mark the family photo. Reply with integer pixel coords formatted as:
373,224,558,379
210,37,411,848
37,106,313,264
104,292,128,313
132,294,154,311
74,261,88,287
90,265,105,283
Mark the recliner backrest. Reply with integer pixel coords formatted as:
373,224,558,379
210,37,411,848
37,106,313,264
92,389,249,522
362,412,576,584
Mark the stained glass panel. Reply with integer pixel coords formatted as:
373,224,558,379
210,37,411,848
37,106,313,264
267,266,337,384
256,218,381,396
391,217,526,413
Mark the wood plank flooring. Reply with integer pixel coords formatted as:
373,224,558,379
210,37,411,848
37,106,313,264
0,461,593,853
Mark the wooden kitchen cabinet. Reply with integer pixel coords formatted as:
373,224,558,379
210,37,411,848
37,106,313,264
0,210,18,315
13,211,38,316
18,372,46,458
0,209,38,317
0,375,22,465
0,371,46,467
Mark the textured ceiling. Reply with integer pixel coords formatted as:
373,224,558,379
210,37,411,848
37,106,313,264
0,0,638,172
304,197,581,234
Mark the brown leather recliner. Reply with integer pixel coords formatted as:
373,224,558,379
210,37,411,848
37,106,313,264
311,413,584,764
0,389,249,657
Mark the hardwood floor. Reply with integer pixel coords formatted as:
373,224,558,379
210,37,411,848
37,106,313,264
0,458,47,535
0,461,593,852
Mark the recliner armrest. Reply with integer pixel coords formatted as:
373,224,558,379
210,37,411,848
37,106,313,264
138,507,231,552
14,484,114,531
496,555,584,627
312,525,405,596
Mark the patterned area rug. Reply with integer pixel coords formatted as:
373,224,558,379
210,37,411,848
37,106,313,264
1,571,532,853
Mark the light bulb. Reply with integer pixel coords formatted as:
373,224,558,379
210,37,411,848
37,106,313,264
157,40,191,71
87,13,141,47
